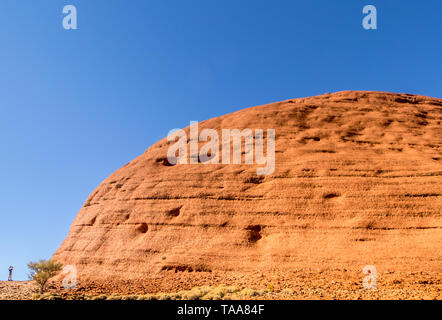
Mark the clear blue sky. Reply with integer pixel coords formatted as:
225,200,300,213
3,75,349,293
0,0,441,280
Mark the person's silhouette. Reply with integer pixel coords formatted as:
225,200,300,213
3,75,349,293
8,266,13,281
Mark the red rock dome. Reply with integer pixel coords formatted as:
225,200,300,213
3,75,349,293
53,91,441,290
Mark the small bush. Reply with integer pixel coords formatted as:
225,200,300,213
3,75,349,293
202,292,222,300
281,288,294,295
27,259,63,294
157,293,172,300
31,293,42,300
136,295,154,300
239,288,258,297
182,292,201,300
257,289,268,296
224,286,240,294
170,293,182,300
37,293,63,300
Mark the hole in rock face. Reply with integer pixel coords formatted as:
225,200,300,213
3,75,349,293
87,216,97,226
304,136,321,142
244,176,264,184
136,223,148,234
168,207,181,217
156,157,176,166
323,115,336,123
199,151,215,163
245,225,262,243
317,149,336,153
323,193,340,199
395,97,418,104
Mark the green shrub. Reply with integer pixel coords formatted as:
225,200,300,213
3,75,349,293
27,259,63,294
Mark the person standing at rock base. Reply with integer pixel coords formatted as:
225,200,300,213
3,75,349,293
8,266,13,281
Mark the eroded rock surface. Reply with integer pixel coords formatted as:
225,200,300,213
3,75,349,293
53,91,441,285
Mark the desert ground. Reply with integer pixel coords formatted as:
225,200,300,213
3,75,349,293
1,269,440,300
0,281,37,300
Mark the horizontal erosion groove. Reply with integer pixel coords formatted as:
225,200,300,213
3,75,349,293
132,196,264,201
340,140,441,148
84,188,440,207
161,265,212,273
127,173,442,185
404,193,440,198
64,249,162,255
73,222,442,231
85,192,442,205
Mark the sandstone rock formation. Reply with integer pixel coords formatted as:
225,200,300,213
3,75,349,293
53,91,441,284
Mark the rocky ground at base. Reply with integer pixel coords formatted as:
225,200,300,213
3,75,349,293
2,269,437,300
